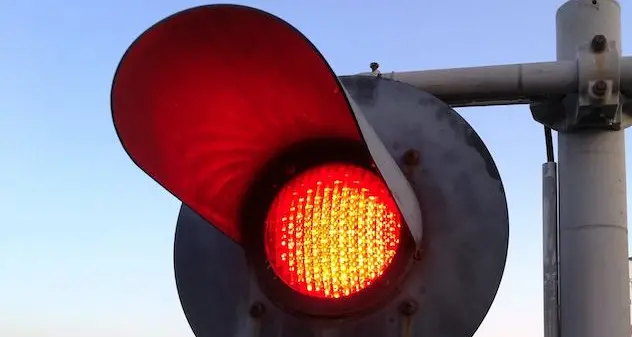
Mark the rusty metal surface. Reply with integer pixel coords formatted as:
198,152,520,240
174,76,509,337
339,76,509,337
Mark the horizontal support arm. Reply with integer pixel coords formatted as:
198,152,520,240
354,56,632,107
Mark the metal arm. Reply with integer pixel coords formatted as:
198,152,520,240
356,56,632,107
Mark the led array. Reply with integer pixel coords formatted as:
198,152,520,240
264,163,402,299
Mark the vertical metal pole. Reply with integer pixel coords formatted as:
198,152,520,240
543,161,560,337
556,2,630,337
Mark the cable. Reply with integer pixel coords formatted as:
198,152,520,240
544,126,555,162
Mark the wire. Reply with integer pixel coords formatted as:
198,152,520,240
544,126,555,162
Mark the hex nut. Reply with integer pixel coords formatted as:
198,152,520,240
591,34,607,53
592,80,608,96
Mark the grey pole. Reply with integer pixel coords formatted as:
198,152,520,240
543,161,560,337
555,2,630,337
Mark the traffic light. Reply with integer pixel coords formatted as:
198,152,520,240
111,4,509,337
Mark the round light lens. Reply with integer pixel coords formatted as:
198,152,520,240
264,163,402,299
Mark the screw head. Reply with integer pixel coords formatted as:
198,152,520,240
402,149,420,166
591,34,607,52
592,80,608,96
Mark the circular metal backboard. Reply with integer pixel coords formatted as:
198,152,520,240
174,76,509,337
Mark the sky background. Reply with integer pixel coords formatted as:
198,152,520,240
1,0,631,336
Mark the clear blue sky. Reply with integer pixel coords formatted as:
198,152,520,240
1,0,631,336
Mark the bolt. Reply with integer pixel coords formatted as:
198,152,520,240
592,80,608,96
413,249,422,261
399,300,418,316
591,34,607,52
402,149,420,167
249,302,265,318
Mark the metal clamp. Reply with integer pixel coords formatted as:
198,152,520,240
574,34,622,128
531,34,626,131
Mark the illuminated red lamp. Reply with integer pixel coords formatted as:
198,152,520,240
264,163,402,299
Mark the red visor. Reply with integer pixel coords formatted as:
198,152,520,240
111,5,361,243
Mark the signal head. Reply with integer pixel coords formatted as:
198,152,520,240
111,4,509,337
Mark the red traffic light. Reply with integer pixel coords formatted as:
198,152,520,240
113,4,509,337
173,74,510,337
264,162,403,299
